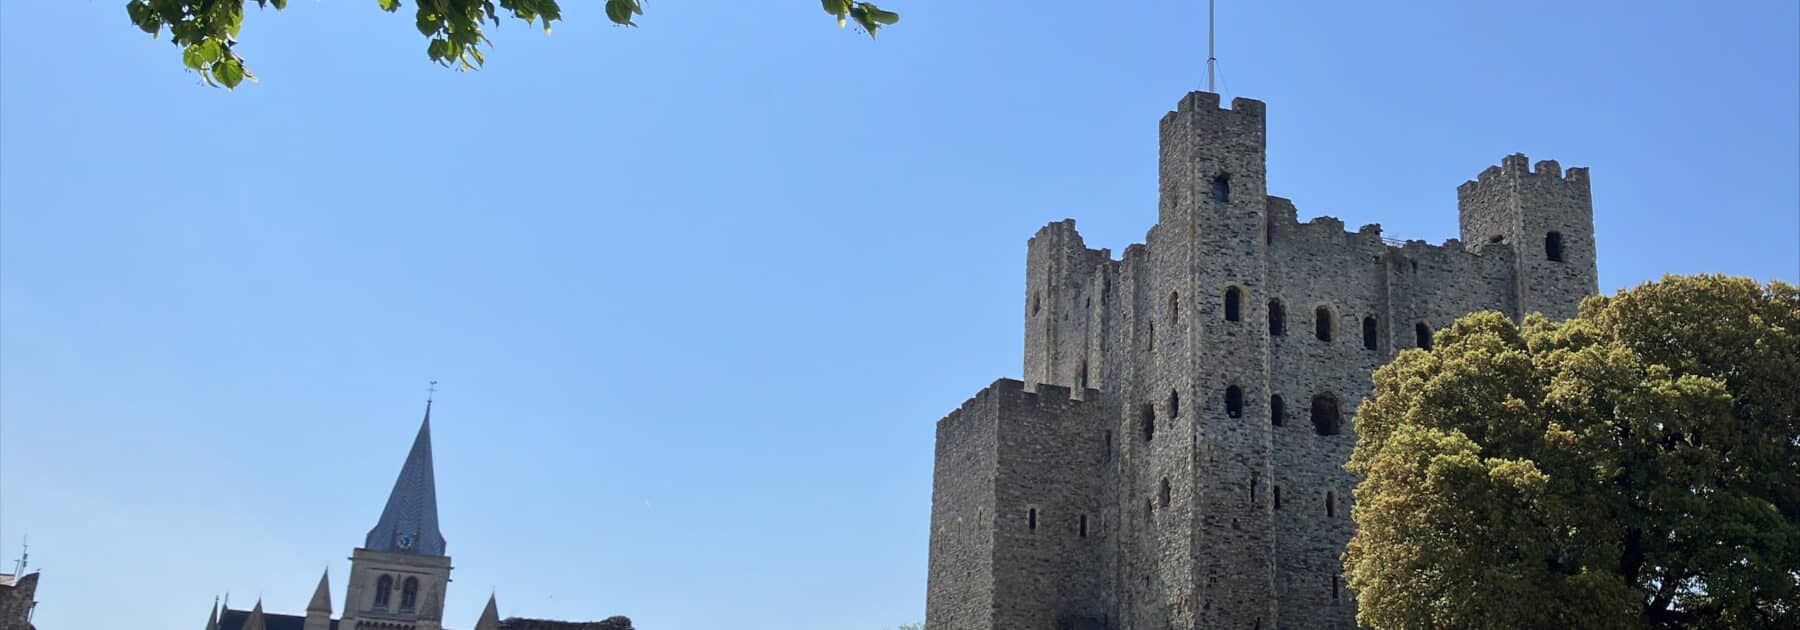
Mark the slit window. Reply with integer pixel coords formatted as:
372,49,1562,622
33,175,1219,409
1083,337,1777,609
1415,322,1433,349
1225,385,1244,418
1077,359,1090,390
1362,316,1378,351
1268,299,1285,336
1028,508,1037,531
1312,393,1342,436
1546,231,1564,262
1210,173,1231,203
1224,287,1242,322
1326,491,1336,518
1169,390,1181,417
1140,404,1156,441
1314,306,1333,341
1169,291,1180,323
1332,575,1341,601
1270,394,1284,427
1079,514,1089,538
1274,486,1282,510
1103,430,1113,462
1159,478,1171,508
1031,291,1041,316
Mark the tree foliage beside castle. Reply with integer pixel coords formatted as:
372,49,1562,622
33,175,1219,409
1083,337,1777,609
123,0,900,88
1345,275,1800,629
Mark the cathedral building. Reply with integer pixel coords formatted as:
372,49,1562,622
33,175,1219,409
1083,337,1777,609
204,401,634,630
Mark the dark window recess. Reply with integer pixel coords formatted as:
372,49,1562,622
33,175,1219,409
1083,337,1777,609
1103,431,1113,462
1028,508,1037,531
1546,231,1564,262
1146,321,1154,349
1079,514,1089,538
1416,322,1433,350
1362,316,1378,351
1210,173,1231,203
1312,393,1342,436
1333,575,1341,601
1274,486,1283,510
1410,259,1419,272
1249,474,1258,506
1224,286,1242,321
1488,234,1505,244
374,575,393,608
1169,390,1181,417
1031,292,1041,315
1326,491,1336,518
1077,359,1090,390
1315,307,1333,341
1268,299,1285,336
1169,291,1181,323
1140,404,1156,441
1270,394,1285,427
1225,385,1244,418
400,577,419,610
1159,478,1172,508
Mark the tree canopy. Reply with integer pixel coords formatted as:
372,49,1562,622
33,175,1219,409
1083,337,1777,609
1345,275,1799,629
124,0,901,88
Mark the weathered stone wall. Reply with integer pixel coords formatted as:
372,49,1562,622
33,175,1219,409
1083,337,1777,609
925,92,1600,630
0,573,37,630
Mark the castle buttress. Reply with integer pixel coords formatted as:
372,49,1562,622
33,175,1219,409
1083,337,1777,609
924,92,1599,630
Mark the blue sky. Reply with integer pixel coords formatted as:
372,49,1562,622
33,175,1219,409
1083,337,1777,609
1,1,1795,628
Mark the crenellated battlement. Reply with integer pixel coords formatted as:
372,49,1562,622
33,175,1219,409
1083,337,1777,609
1459,153,1592,197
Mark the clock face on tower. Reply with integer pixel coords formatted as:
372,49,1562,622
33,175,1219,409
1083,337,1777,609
397,533,415,550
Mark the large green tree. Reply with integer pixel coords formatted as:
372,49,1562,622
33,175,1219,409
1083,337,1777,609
124,0,900,88
1345,275,1799,629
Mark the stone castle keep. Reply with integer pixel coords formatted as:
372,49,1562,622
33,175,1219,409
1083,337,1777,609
924,92,1600,630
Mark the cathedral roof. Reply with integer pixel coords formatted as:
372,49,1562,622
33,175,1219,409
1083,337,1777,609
363,401,448,556
217,608,337,630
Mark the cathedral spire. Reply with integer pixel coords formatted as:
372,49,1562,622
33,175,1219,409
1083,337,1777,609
242,599,268,630
307,569,332,613
364,395,447,556
205,597,219,630
474,593,501,630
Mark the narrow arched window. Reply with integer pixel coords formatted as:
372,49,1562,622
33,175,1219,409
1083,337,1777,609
400,577,419,610
1273,486,1283,510
1159,478,1172,508
1268,299,1285,336
1224,385,1244,418
1362,316,1378,351
1314,306,1333,342
1028,508,1037,531
1140,404,1155,442
1326,491,1336,518
1079,514,1088,538
1415,322,1433,350
1545,231,1564,262
1169,390,1181,417
1210,173,1231,203
1312,393,1342,436
374,575,393,608
1169,291,1180,323
1224,287,1242,322
1270,394,1285,427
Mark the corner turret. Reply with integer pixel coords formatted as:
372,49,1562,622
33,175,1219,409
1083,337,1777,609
1457,153,1600,320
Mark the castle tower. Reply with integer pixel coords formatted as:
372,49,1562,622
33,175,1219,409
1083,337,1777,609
339,402,453,630
1457,153,1600,321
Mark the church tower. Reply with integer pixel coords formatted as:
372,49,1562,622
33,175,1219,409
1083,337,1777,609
339,401,453,630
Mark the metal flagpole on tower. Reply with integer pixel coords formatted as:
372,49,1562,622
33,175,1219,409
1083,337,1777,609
1208,0,1218,93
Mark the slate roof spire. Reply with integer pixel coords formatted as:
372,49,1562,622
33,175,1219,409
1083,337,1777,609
364,395,447,556
474,593,501,630
205,597,220,630
242,599,268,630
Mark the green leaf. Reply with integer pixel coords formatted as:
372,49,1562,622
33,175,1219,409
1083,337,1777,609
378,0,401,11
212,58,245,88
604,0,637,26
866,4,899,25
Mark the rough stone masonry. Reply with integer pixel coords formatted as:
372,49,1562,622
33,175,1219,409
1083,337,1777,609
924,91,1600,630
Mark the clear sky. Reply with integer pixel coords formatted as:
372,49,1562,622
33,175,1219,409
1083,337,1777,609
1,1,1795,629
